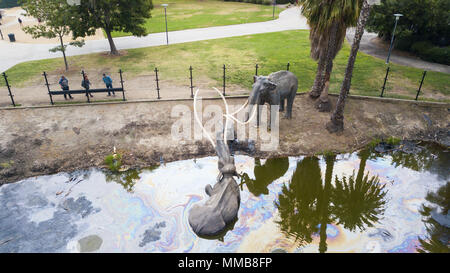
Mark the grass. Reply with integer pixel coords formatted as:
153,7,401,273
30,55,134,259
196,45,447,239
4,30,450,101
110,0,282,38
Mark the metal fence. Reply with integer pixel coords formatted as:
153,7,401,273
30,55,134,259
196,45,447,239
0,62,439,108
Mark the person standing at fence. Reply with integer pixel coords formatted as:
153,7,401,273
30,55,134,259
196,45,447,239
59,75,73,100
18,18,23,27
82,74,94,97
102,73,115,96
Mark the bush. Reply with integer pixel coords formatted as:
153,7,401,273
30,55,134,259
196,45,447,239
411,41,450,66
104,153,122,173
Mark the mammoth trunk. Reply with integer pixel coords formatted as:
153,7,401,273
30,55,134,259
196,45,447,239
245,92,260,122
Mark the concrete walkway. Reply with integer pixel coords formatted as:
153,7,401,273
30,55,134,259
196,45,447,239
0,7,308,73
346,29,450,74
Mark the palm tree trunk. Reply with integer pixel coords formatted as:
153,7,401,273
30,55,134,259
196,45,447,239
309,54,326,99
318,155,336,253
316,24,338,112
326,0,372,133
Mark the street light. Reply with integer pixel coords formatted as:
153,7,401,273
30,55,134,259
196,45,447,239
386,13,403,65
272,0,276,19
162,4,169,45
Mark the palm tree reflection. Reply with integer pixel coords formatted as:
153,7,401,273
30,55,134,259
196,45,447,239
417,182,449,253
276,151,387,252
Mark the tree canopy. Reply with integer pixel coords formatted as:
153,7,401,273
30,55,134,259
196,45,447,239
367,0,450,48
69,0,154,55
21,0,85,70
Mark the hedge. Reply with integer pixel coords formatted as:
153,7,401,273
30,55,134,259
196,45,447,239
411,41,450,66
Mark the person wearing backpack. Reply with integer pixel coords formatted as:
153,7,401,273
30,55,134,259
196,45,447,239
81,74,93,97
59,75,73,100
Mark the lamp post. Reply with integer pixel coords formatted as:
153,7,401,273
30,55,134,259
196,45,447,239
272,0,276,19
386,13,403,65
162,4,169,45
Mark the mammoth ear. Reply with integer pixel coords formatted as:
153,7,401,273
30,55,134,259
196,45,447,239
253,75,259,82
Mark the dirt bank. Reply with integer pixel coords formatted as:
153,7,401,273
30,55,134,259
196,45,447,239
0,94,449,184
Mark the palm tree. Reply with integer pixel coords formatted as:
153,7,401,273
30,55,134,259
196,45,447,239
326,0,376,132
276,157,323,246
299,0,362,112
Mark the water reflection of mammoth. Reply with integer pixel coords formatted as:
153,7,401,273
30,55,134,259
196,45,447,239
241,157,289,196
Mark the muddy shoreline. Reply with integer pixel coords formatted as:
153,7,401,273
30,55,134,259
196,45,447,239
1,94,449,185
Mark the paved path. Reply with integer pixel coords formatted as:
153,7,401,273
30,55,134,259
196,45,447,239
346,29,450,74
0,7,308,73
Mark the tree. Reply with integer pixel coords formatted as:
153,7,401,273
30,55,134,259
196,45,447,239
299,0,362,112
70,0,154,55
326,0,375,133
21,0,85,71
367,0,450,49
276,153,387,252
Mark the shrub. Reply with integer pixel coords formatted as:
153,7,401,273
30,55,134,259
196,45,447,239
104,153,122,173
411,41,450,66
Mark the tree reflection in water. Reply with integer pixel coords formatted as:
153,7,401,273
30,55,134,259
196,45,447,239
276,150,387,252
417,182,449,253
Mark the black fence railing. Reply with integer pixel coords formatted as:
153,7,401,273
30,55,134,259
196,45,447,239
0,63,437,107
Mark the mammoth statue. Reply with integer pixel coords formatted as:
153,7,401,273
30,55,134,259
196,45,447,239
245,71,298,126
188,133,241,237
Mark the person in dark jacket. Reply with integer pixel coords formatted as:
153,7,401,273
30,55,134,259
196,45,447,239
81,74,93,97
59,75,73,100
102,73,115,96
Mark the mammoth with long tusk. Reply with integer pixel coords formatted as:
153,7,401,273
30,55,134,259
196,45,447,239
245,71,298,126
188,132,241,237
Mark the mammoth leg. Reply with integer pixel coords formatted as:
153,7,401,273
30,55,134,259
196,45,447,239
286,92,295,119
279,99,285,112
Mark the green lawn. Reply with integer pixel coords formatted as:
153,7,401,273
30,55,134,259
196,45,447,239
110,0,282,38
4,30,450,101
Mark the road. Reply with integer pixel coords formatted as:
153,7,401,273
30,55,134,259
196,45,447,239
0,7,308,73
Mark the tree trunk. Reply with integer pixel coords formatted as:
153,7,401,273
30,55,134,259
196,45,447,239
309,53,326,99
316,24,338,113
59,34,68,71
105,28,119,55
326,1,372,133
318,155,336,253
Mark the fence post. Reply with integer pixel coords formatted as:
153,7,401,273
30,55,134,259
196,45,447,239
189,66,194,98
380,66,390,97
223,64,226,96
81,70,90,103
287,62,290,71
155,67,161,99
42,71,53,105
415,71,427,101
2,72,15,107
119,69,126,101
254,63,259,83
